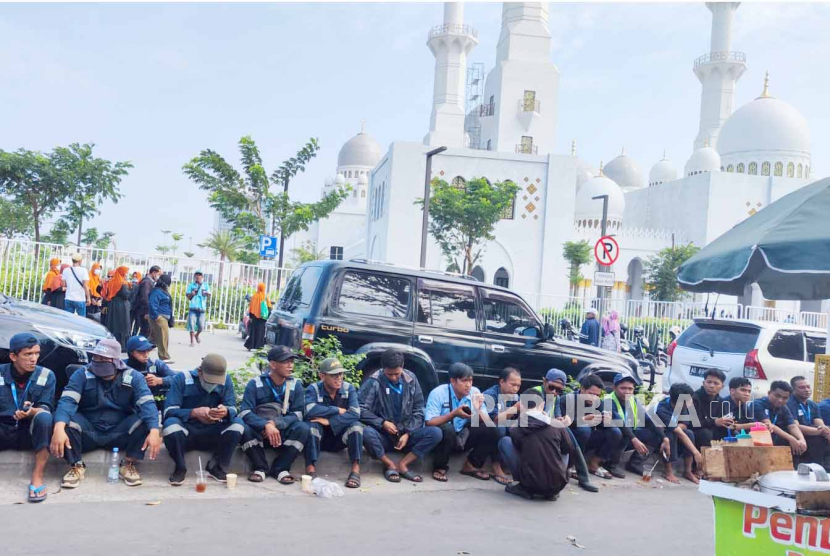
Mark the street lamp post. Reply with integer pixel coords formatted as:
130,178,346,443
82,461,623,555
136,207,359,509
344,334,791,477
592,194,609,315
419,146,448,269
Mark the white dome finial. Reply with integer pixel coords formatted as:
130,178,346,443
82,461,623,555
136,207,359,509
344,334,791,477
571,140,576,157
758,71,771,99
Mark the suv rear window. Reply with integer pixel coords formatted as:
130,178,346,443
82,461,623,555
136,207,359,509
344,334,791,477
767,330,805,361
677,323,760,354
278,266,323,313
337,271,411,319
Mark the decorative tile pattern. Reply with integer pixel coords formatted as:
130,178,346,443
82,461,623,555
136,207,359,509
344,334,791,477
527,184,538,195
439,171,445,176
533,215,539,220
523,195,528,201
536,178,541,183
524,177,529,182
521,214,527,219
526,202,537,213
749,208,757,216
534,196,540,201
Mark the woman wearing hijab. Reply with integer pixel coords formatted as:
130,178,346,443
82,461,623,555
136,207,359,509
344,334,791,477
41,258,63,307
52,264,71,310
148,273,174,362
104,266,132,349
86,262,104,322
601,310,621,353
243,283,272,351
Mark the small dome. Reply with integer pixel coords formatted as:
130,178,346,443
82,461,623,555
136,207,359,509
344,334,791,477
717,75,811,170
335,173,345,185
357,173,368,186
685,145,721,177
574,172,625,227
602,150,643,191
649,153,677,186
337,128,382,168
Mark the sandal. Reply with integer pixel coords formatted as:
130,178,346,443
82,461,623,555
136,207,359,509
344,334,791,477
28,484,47,503
276,471,295,485
460,469,491,481
490,474,511,486
248,470,266,483
591,467,613,480
400,470,423,483
432,470,448,482
345,471,361,489
383,468,401,483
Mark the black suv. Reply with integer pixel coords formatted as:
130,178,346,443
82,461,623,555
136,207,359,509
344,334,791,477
266,260,640,393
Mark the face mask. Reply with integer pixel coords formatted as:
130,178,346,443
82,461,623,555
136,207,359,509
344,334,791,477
89,361,117,378
94,269,102,276
200,377,218,393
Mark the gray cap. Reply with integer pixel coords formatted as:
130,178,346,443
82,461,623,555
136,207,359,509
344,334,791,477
87,339,127,369
319,358,345,375
200,354,227,385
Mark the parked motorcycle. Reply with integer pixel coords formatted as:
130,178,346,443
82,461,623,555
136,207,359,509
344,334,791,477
619,324,657,389
238,294,252,341
557,318,582,342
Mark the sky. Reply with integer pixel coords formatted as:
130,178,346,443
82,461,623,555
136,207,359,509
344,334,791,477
2,1,828,257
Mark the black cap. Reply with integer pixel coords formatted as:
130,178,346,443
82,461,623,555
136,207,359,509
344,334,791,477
267,346,299,362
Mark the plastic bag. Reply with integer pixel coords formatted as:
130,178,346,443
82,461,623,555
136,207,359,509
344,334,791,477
311,477,344,499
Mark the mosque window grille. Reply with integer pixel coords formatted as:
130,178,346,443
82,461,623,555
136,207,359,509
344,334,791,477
737,163,745,174
451,176,466,191
726,165,734,173
762,162,770,176
748,162,758,175
787,162,795,178
774,162,783,177
798,163,803,178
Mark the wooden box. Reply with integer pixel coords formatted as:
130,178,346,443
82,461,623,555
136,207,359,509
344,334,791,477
702,445,793,482
702,447,725,480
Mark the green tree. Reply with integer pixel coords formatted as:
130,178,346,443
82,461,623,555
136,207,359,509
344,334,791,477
562,240,593,296
415,177,520,275
644,243,701,301
183,251,195,259
43,218,73,245
171,233,184,255
51,143,132,246
198,230,244,285
290,240,326,267
0,195,34,239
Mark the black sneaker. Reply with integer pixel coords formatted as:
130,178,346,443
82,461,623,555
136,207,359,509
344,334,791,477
206,463,227,483
505,483,533,500
169,468,187,486
608,465,626,479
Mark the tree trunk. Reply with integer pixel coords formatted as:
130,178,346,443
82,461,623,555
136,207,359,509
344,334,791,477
76,213,84,248
33,204,40,259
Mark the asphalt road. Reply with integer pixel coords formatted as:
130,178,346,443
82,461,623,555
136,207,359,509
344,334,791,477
0,481,714,555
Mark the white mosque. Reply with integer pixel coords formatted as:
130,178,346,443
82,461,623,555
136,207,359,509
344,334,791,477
289,2,821,314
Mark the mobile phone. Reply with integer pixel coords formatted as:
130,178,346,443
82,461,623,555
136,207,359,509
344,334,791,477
460,405,472,416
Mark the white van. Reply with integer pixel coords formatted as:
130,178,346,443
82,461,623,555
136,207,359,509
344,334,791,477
663,318,827,398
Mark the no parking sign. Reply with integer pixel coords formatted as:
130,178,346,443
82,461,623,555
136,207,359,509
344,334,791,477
594,236,619,266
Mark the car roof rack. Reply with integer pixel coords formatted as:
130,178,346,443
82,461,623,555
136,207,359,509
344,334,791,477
347,258,480,282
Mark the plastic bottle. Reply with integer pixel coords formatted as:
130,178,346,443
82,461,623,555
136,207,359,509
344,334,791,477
736,430,753,446
749,422,773,447
107,447,120,484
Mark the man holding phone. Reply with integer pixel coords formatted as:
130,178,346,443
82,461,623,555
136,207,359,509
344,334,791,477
162,354,244,486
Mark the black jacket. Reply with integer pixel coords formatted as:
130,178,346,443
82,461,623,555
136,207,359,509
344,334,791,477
359,369,425,434
692,387,722,430
132,276,154,314
509,413,575,497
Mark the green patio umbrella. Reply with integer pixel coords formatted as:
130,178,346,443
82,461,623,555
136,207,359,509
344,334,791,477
678,177,830,300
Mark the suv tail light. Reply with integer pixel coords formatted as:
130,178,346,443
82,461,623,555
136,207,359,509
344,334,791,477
667,340,677,366
743,349,766,380
302,323,316,341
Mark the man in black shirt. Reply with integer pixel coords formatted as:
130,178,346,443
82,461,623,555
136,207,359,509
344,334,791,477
719,377,756,432
692,369,732,448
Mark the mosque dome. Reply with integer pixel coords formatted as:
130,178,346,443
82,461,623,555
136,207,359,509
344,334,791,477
602,149,643,191
357,173,369,186
324,176,334,188
649,153,677,186
335,173,345,186
337,128,382,169
716,74,811,175
574,168,625,230
685,144,721,177
575,158,596,190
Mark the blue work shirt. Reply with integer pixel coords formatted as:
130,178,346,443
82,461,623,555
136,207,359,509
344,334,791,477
163,370,237,422
750,396,794,428
186,282,210,311
304,381,360,437
425,383,482,433
787,396,820,427
148,287,172,320
239,373,304,432
580,318,600,346
482,383,519,420
0,364,56,426
820,399,830,425
124,357,176,396
55,367,159,432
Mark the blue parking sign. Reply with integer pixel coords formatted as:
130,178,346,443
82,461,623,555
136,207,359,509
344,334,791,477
259,235,278,258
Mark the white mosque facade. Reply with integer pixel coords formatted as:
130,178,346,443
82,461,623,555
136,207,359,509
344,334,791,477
292,1,821,313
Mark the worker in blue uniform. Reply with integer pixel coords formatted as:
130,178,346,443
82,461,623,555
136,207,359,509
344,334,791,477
123,335,176,410
51,339,162,489
0,333,56,502
162,353,243,486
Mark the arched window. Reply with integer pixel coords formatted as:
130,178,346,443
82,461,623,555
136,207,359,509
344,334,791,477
774,162,783,177
727,165,734,172
494,268,510,288
451,176,466,191
360,189,366,198
787,162,794,178
737,163,745,173
762,162,770,176
471,266,486,283
353,189,357,198
588,220,593,229
594,219,600,228
798,163,803,178
749,162,758,175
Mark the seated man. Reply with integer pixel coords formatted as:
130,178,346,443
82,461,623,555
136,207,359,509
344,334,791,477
560,374,619,481
527,369,597,493
655,383,702,484
304,358,363,489
51,339,162,489
691,369,731,448
720,377,756,432
750,380,807,460
602,374,671,478
0,333,56,503
497,394,576,501
162,354,243,485
481,366,523,485
787,376,830,467
124,335,176,410
239,346,309,484
425,362,499,483
359,349,441,483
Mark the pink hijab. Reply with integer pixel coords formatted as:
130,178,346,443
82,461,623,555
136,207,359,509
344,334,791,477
602,310,620,335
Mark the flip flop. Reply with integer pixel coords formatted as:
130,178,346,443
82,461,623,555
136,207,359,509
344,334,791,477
345,471,361,489
432,470,448,482
460,469,491,481
276,471,295,485
591,467,614,480
28,484,47,503
248,470,266,483
490,474,511,486
400,470,423,483
383,468,401,483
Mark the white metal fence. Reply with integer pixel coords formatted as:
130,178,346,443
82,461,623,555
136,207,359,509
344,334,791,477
0,238,294,327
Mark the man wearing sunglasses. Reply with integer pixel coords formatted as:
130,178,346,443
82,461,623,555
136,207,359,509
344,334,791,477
527,369,598,493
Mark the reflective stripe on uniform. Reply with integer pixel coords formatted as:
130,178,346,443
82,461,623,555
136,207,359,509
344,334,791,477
184,373,194,385
305,403,316,413
238,409,251,419
62,391,81,403
68,421,82,431
163,424,188,437
128,419,143,434
242,439,263,451
163,406,180,418
254,377,263,388
342,424,363,444
310,427,322,439
349,407,361,416
136,395,154,406
283,439,304,452
293,411,303,420
221,423,245,435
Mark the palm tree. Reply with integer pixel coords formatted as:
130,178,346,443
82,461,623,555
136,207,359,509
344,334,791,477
198,230,243,286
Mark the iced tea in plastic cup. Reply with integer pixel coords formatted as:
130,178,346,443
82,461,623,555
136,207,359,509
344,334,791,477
196,471,207,493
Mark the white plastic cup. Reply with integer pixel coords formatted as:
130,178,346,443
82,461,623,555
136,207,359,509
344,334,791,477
301,474,313,493
226,473,238,489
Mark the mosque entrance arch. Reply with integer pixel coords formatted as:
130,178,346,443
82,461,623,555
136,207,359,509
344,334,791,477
494,267,510,288
471,266,486,283
627,258,645,301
